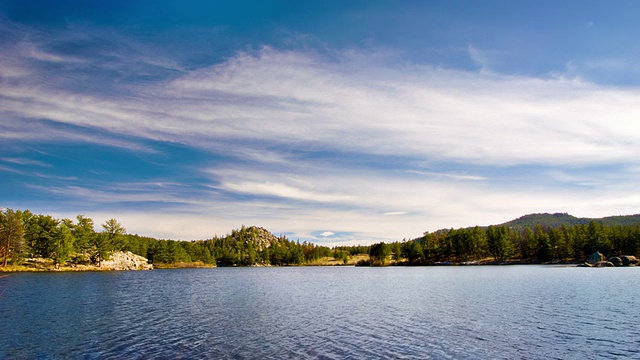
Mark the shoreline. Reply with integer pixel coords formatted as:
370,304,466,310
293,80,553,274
0,260,583,272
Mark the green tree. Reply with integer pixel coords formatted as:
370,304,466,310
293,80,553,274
391,242,402,262
51,222,74,265
72,215,95,262
169,241,191,263
486,226,512,262
534,224,552,262
333,249,349,264
572,224,587,260
420,232,435,261
469,226,486,260
92,218,125,266
369,242,391,265
587,221,611,256
24,214,59,259
559,224,574,261
147,240,169,264
103,218,126,251
402,241,424,263
0,209,25,266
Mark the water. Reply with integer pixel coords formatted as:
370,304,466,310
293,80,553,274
1,266,639,359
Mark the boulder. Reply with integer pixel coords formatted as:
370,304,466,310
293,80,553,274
620,255,638,266
594,261,614,267
610,257,623,267
588,252,606,264
100,251,153,270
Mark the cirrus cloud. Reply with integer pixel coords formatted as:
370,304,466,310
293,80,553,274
4,23,640,244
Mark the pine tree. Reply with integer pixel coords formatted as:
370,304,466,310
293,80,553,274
0,209,24,266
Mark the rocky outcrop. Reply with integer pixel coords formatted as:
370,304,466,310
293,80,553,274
588,251,606,264
620,255,639,266
100,251,153,270
595,261,615,267
610,257,623,267
231,226,281,251
581,252,638,268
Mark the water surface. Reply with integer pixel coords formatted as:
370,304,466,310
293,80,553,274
1,266,638,359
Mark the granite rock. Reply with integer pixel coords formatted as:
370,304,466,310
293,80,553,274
100,251,153,270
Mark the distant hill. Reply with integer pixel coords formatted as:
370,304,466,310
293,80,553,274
497,212,640,230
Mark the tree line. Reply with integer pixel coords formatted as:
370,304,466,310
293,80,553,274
0,209,335,267
0,209,129,267
4,208,638,268
363,222,640,265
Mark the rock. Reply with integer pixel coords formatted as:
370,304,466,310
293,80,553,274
578,262,593,267
610,257,623,267
620,255,638,266
594,261,614,267
588,252,606,265
100,251,153,270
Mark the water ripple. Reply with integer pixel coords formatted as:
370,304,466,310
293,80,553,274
1,267,640,359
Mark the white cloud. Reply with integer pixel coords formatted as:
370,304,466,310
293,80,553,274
23,168,640,245
222,181,352,203
4,46,640,167
320,231,335,237
5,30,640,245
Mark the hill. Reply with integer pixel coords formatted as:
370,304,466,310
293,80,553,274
498,212,640,230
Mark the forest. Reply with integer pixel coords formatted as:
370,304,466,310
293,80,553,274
0,208,334,268
1,208,639,268
365,221,640,266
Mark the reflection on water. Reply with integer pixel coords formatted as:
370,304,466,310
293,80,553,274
1,266,639,359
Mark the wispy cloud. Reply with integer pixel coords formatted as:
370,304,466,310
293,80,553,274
221,181,352,203
5,42,640,166
407,170,487,181
1,157,52,168
4,22,640,244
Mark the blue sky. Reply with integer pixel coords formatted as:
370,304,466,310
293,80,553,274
2,1,640,245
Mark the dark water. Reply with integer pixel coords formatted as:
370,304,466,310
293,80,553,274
1,266,639,359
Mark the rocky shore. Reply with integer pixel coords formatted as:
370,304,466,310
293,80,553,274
579,252,639,268
3,251,153,272
99,251,153,270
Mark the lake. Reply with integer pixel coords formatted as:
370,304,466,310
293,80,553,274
1,266,638,359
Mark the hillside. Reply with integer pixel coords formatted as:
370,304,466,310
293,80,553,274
498,212,640,230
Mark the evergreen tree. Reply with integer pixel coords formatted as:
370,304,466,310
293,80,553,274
369,242,391,265
391,242,402,262
92,218,125,266
0,209,25,266
51,222,74,265
534,224,552,262
402,241,424,263
420,232,435,261
25,215,59,258
486,226,511,262
560,224,574,260
103,218,126,251
72,215,95,262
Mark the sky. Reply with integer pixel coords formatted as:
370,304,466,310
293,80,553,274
2,1,640,246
